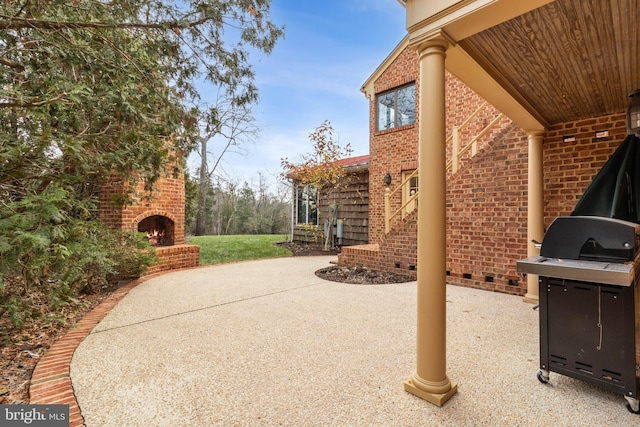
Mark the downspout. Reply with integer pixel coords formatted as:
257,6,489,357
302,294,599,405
290,182,295,242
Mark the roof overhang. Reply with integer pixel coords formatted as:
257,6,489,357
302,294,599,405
445,43,548,131
361,31,546,131
387,0,638,132
404,0,555,42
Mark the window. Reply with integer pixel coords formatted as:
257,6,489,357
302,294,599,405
377,83,416,131
402,170,418,218
296,185,318,225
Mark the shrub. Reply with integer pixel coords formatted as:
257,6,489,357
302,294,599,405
0,185,157,340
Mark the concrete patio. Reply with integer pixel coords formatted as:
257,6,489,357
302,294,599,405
68,256,636,426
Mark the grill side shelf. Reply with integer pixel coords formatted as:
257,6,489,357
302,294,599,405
516,256,634,286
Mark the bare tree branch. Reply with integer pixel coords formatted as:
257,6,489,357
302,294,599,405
0,15,215,31
0,57,25,71
0,92,68,108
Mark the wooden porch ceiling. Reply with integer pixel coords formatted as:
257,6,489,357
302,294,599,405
458,0,640,127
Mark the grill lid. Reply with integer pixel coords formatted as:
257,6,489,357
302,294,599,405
518,136,640,284
571,134,640,223
540,216,639,262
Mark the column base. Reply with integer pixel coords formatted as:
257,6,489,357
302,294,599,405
404,379,458,407
523,293,539,304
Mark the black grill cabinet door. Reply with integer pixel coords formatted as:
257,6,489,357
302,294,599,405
540,277,637,398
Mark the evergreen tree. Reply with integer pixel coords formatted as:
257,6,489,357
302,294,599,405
0,1,283,331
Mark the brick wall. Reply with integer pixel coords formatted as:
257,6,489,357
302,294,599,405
99,159,200,272
146,245,201,275
339,243,382,270
368,47,419,246
543,113,627,222
342,122,529,295
99,162,186,243
368,46,505,246
344,44,630,297
446,124,528,295
446,114,627,295
98,176,126,229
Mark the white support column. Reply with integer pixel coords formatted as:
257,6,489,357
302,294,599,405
524,130,545,303
404,33,457,406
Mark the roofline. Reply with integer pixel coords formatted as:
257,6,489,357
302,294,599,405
285,155,370,181
343,164,369,173
360,35,409,100
335,154,370,172
358,35,546,131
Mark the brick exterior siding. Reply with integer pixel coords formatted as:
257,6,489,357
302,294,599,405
446,124,528,294
340,44,630,297
544,114,627,222
367,47,419,246
99,160,199,272
99,170,186,244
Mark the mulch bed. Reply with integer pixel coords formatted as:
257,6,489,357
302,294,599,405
276,241,414,284
276,241,340,256
315,265,414,284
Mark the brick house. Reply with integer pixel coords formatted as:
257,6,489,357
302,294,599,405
366,0,640,406
339,36,530,294
339,3,635,299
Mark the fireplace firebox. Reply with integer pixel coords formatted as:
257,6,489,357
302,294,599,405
138,215,175,246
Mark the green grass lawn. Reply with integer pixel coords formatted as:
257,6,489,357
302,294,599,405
186,234,291,266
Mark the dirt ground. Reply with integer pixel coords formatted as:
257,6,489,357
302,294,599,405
1,280,126,404
276,241,340,256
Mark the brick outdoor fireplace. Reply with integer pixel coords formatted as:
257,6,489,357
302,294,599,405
99,165,199,275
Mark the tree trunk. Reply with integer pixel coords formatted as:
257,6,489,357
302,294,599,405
195,138,208,235
324,204,335,251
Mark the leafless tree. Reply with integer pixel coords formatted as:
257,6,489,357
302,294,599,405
195,96,259,235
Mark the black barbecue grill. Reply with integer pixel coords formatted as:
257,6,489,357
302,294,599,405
518,132,640,414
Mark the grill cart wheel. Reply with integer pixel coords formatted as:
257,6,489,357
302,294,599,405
537,370,550,384
625,396,640,414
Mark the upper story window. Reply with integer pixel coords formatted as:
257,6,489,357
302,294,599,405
376,83,416,131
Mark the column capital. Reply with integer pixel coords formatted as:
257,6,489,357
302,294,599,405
409,29,454,56
525,129,546,139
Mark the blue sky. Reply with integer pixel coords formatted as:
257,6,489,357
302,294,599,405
187,0,407,189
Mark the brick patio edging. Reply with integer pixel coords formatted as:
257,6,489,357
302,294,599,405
28,275,155,427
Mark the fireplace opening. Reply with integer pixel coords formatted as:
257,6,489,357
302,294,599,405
138,215,175,246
